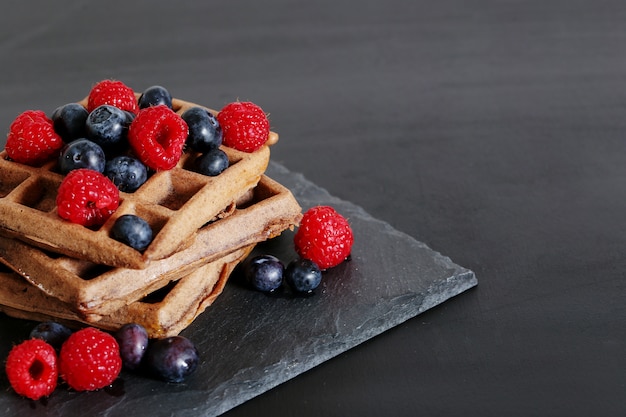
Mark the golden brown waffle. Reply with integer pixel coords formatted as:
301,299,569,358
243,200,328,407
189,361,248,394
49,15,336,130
0,97,278,269
0,245,254,338
0,175,301,318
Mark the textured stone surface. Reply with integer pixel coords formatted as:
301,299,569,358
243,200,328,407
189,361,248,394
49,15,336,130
0,162,476,416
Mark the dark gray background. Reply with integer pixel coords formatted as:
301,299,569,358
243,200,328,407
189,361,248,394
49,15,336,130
1,1,625,415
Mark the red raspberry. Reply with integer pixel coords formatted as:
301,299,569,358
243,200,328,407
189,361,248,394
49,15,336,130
87,79,139,114
128,105,188,170
59,327,122,392
294,205,354,270
5,110,63,166
5,339,58,400
56,169,119,227
217,101,270,152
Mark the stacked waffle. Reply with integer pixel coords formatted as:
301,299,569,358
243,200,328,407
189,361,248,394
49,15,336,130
0,98,302,338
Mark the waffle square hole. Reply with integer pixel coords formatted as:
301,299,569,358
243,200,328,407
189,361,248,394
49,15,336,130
237,180,277,209
152,172,206,211
0,166,31,198
14,177,59,212
71,260,115,281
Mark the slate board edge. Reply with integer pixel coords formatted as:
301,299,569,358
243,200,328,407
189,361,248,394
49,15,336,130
198,162,479,417
208,274,477,417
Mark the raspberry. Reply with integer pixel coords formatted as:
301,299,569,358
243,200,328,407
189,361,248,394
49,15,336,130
56,169,119,227
294,205,354,270
128,105,188,170
5,110,63,166
58,327,122,392
217,101,270,152
5,339,58,400
87,79,139,114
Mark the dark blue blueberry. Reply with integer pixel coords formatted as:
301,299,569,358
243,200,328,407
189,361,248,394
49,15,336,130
123,110,136,124
285,258,323,294
144,336,199,383
58,138,106,174
86,104,129,148
138,85,172,109
114,323,149,371
111,214,153,251
244,254,284,292
51,103,89,142
181,106,222,152
29,321,73,351
194,148,229,176
105,155,148,192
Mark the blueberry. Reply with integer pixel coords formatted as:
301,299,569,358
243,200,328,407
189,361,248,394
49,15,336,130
181,106,222,152
144,336,199,383
51,103,89,142
138,85,172,109
285,258,323,294
114,323,149,370
194,148,229,176
29,321,73,350
123,110,136,124
105,155,148,192
86,104,129,148
244,255,284,292
111,214,153,251
58,138,106,174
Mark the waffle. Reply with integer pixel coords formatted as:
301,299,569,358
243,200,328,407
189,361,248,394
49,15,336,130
0,97,278,269
0,175,301,318
0,245,254,338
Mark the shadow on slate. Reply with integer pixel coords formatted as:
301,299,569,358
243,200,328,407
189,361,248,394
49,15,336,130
0,161,477,417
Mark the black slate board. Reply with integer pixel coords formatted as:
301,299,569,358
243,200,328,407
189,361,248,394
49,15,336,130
0,162,477,416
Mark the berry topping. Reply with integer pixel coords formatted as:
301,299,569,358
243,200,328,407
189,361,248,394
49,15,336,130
138,85,173,109
144,336,199,383
58,327,122,391
5,339,58,400
104,155,148,192
87,79,139,114
111,214,153,251
128,105,189,170
181,106,222,152
51,103,89,142
294,206,354,270
285,258,323,294
114,323,149,371
58,138,106,174
217,101,270,152
56,169,120,227
5,110,63,166
86,104,130,148
244,254,285,292
30,321,73,351
194,148,229,177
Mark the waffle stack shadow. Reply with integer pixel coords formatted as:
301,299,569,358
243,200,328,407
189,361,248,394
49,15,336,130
0,97,302,337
